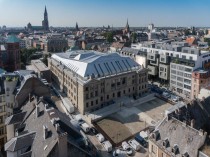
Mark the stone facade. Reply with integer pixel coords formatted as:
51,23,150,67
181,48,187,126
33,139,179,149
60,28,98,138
48,51,148,114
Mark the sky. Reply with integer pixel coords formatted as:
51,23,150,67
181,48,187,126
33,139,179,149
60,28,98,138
0,0,210,27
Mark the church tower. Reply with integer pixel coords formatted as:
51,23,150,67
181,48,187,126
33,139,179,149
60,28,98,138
123,19,130,35
42,6,49,31
76,22,79,31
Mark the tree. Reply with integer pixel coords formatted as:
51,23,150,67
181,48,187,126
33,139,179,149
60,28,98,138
20,48,39,65
131,32,137,43
106,32,114,43
184,29,190,36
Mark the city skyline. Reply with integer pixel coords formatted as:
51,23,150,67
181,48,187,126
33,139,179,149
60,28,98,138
0,0,210,27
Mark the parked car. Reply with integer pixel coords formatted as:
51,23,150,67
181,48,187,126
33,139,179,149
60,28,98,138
113,149,127,157
162,92,171,99
135,134,148,148
121,141,133,156
96,133,105,143
171,95,179,103
128,139,141,151
102,140,112,153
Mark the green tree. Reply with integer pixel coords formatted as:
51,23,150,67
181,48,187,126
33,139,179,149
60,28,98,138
184,29,190,36
20,48,38,65
103,32,114,43
131,32,137,43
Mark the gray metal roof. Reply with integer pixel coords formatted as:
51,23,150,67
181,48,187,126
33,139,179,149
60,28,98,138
51,50,141,79
5,132,36,152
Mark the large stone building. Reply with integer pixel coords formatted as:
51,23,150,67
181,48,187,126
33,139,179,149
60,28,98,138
43,33,68,52
48,50,148,114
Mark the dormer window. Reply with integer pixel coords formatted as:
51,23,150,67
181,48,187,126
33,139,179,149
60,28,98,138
172,145,179,155
182,152,189,157
151,130,160,141
162,139,169,148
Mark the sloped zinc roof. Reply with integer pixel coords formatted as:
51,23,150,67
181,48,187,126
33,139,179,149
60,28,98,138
51,50,141,78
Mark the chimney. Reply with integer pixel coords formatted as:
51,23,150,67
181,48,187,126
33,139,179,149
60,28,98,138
55,123,60,132
190,119,195,128
29,93,31,102
36,106,40,118
37,96,40,103
43,125,48,139
45,104,49,110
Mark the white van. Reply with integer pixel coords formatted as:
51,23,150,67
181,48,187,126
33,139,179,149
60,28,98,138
96,133,105,143
79,122,90,133
102,141,112,152
128,139,141,151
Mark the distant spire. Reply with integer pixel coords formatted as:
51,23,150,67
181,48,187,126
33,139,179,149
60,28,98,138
126,18,129,28
76,22,79,31
44,5,47,14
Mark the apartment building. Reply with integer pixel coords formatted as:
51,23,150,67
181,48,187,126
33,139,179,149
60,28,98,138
48,50,148,114
120,47,147,68
132,42,210,99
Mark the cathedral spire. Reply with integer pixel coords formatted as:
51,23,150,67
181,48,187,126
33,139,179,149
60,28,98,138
76,22,79,31
126,18,129,28
42,5,49,31
45,5,47,14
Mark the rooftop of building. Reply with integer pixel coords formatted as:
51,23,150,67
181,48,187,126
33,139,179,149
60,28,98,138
30,59,49,72
150,117,207,157
5,97,90,157
6,35,20,43
51,50,142,80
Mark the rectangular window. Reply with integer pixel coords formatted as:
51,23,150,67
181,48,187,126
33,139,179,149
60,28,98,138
95,91,98,97
182,55,186,59
107,95,109,99
86,94,89,99
151,145,156,154
96,99,98,105
86,102,89,108
91,101,93,106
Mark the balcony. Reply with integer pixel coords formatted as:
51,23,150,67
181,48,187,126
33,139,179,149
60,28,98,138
171,57,195,67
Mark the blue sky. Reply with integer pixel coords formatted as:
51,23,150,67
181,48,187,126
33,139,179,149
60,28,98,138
0,0,209,27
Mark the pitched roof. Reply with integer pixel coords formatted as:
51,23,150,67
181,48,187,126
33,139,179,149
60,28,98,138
51,50,141,79
151,117,206,157
5,132,36,152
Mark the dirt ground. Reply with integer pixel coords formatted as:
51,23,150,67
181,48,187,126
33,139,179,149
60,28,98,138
95,98,172,145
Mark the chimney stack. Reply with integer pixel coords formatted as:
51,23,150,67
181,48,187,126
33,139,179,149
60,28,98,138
43,125,48,139
190,119,195,128
55,123,60,132
29,93,31,102
36,105,40,118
